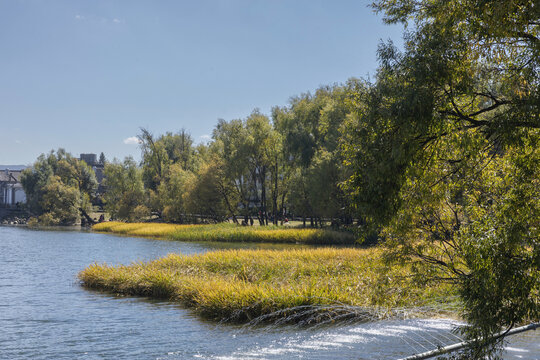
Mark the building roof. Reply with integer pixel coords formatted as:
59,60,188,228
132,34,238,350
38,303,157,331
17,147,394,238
0,170,23,183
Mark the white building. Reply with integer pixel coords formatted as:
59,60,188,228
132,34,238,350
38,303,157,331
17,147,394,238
0,170,26,207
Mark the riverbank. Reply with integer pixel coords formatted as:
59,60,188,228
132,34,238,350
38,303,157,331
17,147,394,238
0,208,29,225
79,248,458,323
93,221,357,244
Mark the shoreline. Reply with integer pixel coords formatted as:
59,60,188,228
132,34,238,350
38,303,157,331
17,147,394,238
92,221,358,245
79,247,459,324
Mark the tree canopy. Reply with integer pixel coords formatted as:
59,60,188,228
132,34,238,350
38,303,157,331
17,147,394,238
340,1,539,357
21,149,97,225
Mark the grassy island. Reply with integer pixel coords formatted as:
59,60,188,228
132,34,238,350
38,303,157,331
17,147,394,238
79,248,457,323
92,221,356,244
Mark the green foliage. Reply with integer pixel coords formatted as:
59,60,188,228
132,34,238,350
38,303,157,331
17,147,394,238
212,117,252,215
20,149,97,225
156,163,193,223
183,154,236,221
129,89,357,227
102,157,147,222
139,128,195,191
39,176,80,225
274,84,358,224
456,144,540,357
340,0,539,356
305,150,342,219
98,152,106,166
212,110,282,223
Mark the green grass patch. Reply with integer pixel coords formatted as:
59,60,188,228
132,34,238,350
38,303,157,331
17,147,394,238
79,248,457,323
92,221,356,244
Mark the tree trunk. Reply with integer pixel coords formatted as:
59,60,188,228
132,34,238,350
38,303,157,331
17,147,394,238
218,181,238,224
260,166,268,226
272,162,279,226
79,208,96,226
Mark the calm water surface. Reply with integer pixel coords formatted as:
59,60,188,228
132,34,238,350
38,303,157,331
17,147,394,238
0,226,538,359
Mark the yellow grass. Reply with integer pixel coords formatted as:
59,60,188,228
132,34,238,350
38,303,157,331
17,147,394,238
79,247,457,323
93,221,356,244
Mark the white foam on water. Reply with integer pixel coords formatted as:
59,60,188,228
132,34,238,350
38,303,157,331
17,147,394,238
350,326,409,336
227,343,305,359
325,333,368,344
293,344,328,350
164,317,540,360
420,318,464,329
202,318,472,360
388,325,425,331
263,346,303,355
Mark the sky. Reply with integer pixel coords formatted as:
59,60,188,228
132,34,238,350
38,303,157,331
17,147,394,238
0,0,404,165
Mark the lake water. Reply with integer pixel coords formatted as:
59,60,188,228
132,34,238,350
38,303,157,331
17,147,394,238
0,226,538,359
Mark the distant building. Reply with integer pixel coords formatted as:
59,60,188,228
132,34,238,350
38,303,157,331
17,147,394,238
0,169,26,207
80,153,105,193
80,153,98,166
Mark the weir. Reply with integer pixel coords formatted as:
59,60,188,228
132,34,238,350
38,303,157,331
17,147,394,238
398,322,540,360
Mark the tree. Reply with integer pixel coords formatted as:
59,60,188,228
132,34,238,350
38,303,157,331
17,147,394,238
213,116,256,223
138,128,197,219
20,149,97,225
184,153,237,222
138,128,167,191
156,163,193,223
40,176,80,225
264,128,290,225
103,157,148,222
342,1,539,357
138,128,196,191
244,110,275,225
305,150,342,224
274,84,356,226
159,129,194,171
98,152,106,166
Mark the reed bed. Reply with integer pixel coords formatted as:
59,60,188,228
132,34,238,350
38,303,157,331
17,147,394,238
92,221,356,244
79,248,456,323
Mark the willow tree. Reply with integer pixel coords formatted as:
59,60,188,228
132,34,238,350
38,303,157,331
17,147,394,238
274,85,356,226
102,157,147,222
213,118,253,221
211,111,281,225
342,1,539,357
183,152,238,222
21,149,97,225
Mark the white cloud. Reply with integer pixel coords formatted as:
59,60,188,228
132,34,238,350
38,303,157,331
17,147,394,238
15,140,22,144
74,14,123,24
198,134,211,144
123,136,141,145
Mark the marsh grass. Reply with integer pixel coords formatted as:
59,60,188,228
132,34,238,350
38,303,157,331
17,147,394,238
79,248,457,323
92,221,356,244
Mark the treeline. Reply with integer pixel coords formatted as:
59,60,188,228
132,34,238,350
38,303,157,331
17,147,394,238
21,149,98,225
101,83,362,226
20,83,364,227
20,0,538,355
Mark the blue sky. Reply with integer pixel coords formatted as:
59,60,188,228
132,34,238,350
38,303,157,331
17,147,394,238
0,0,403,165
